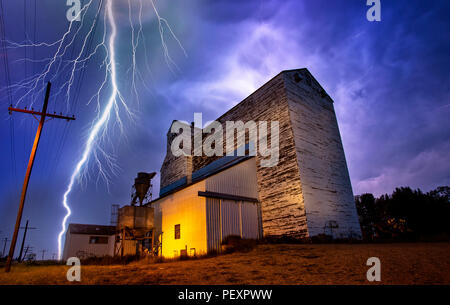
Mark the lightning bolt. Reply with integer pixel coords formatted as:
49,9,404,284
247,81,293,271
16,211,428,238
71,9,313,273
57,0,119,261
1,0,186,260
57,0,186,260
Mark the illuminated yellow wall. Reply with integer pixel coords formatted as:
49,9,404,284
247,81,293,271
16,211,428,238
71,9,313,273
153,180,207,258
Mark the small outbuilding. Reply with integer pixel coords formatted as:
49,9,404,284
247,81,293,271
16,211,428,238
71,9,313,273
62,223,116,260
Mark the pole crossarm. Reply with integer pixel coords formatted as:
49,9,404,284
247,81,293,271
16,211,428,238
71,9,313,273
8,107,75,121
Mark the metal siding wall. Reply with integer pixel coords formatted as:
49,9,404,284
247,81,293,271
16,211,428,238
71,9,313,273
241,202,259,239
221,200,240,238
206,198,262,253
206,198,221,252
205,158,258,199
204,158,261,253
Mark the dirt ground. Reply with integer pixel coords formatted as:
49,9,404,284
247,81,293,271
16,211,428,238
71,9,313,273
0,243,449,285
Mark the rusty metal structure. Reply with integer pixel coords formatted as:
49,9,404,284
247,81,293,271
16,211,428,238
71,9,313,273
115,172,158,257
131,172,156,206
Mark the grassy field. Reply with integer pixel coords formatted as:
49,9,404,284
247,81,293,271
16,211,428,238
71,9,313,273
0,242,449,285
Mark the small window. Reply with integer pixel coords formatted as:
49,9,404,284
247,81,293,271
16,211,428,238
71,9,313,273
89,236,108,244
174,224,180,239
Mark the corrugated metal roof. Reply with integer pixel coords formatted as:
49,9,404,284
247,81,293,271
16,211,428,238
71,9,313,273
68,223,116,235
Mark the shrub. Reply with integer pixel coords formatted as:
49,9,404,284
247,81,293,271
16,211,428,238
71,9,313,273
80,255,139,265
221,235,257,253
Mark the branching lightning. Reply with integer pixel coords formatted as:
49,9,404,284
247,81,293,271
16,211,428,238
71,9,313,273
1,0,186,260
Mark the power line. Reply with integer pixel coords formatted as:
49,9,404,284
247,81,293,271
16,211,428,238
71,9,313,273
32,0,36,104
0,0,17,188
0,0,13,105
9,116,17,187
24,0,27,88
48,0,104,183
41,2,82,189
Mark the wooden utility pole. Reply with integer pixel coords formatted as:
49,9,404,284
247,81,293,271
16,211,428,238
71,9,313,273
22,245,33,261
1,238,10,257
121,227,125,257
17,220,37,262
5,82,75,272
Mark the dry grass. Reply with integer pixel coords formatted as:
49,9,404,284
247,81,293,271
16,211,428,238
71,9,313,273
0,242,449,285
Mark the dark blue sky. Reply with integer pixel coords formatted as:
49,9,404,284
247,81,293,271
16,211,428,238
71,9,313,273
0,0,449,258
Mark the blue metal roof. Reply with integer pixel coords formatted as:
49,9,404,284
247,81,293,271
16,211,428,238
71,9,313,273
159,176,187,197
